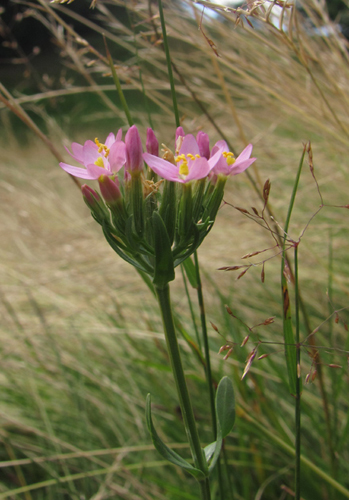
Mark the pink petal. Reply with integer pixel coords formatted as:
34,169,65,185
185,158,210,182
211,140,228,156
179,134,200,156
143,153,179,181
236,144,253,162
83,144,100,166
116,128,123,142
60,162,97,180
208,145,225,171
86,163,109,179
65,143,84,164
229,157,256,175
108,141,126,172
104,132,116,148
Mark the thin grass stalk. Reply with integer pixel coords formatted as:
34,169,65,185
104,38,133,127
294,244,301,500
193,252,226,499
239,407,349,499
155,284,211,499
157,0,180,127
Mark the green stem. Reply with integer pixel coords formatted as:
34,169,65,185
294,245,301,500
157,0,180,127
155,284,210,499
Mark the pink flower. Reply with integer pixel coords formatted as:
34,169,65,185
210,141,256,177
143,134,223,184
60,130,126,180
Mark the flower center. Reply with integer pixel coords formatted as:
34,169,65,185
223,151,235,165
95,138,110,157
94,157,105,168
175,153,201,177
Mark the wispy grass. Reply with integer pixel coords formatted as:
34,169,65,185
0,0,348,498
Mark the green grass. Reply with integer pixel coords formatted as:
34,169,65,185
0,0,348,498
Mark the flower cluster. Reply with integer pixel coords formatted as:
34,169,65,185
60,126,256,287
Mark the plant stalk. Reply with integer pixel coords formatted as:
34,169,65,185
155,283,210,499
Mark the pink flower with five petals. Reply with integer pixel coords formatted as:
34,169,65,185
60,130,126,180
143,134,223,184
210,141,256,177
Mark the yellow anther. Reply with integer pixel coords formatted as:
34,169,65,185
223,151,235,165
187,153,195,160
95,138,109,157
195,154,200,158
94,157,105,168
175,154,186,163
179,161,189,177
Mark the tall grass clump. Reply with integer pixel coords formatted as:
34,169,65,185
0,0,348,498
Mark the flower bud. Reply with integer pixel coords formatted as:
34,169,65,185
196,131,210,159
81,184,108,222
125,125,143,174
175,126,185,142
81,184,101,209
146,128,159,156
98,174,122,206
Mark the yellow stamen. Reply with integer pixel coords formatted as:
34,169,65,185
94,157,105,168
187,153,195,160
179,160,189,177
223,151,235,166
95,138,110,157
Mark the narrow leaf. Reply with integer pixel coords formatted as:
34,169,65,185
281,145,306,395
182,256,198,288
145,395,204,479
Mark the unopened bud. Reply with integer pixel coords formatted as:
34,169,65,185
175,126,185,142
98,174,122,206
146,128,159,156
196,131,210,159
81,184,101,208
125,125,144,173
81,184,108,222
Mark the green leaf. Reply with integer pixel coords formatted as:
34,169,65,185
203,442,216,462
152,211,175,287
216,376,236,438
182,257,198,288
146,395,205,480
207,377,235,473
